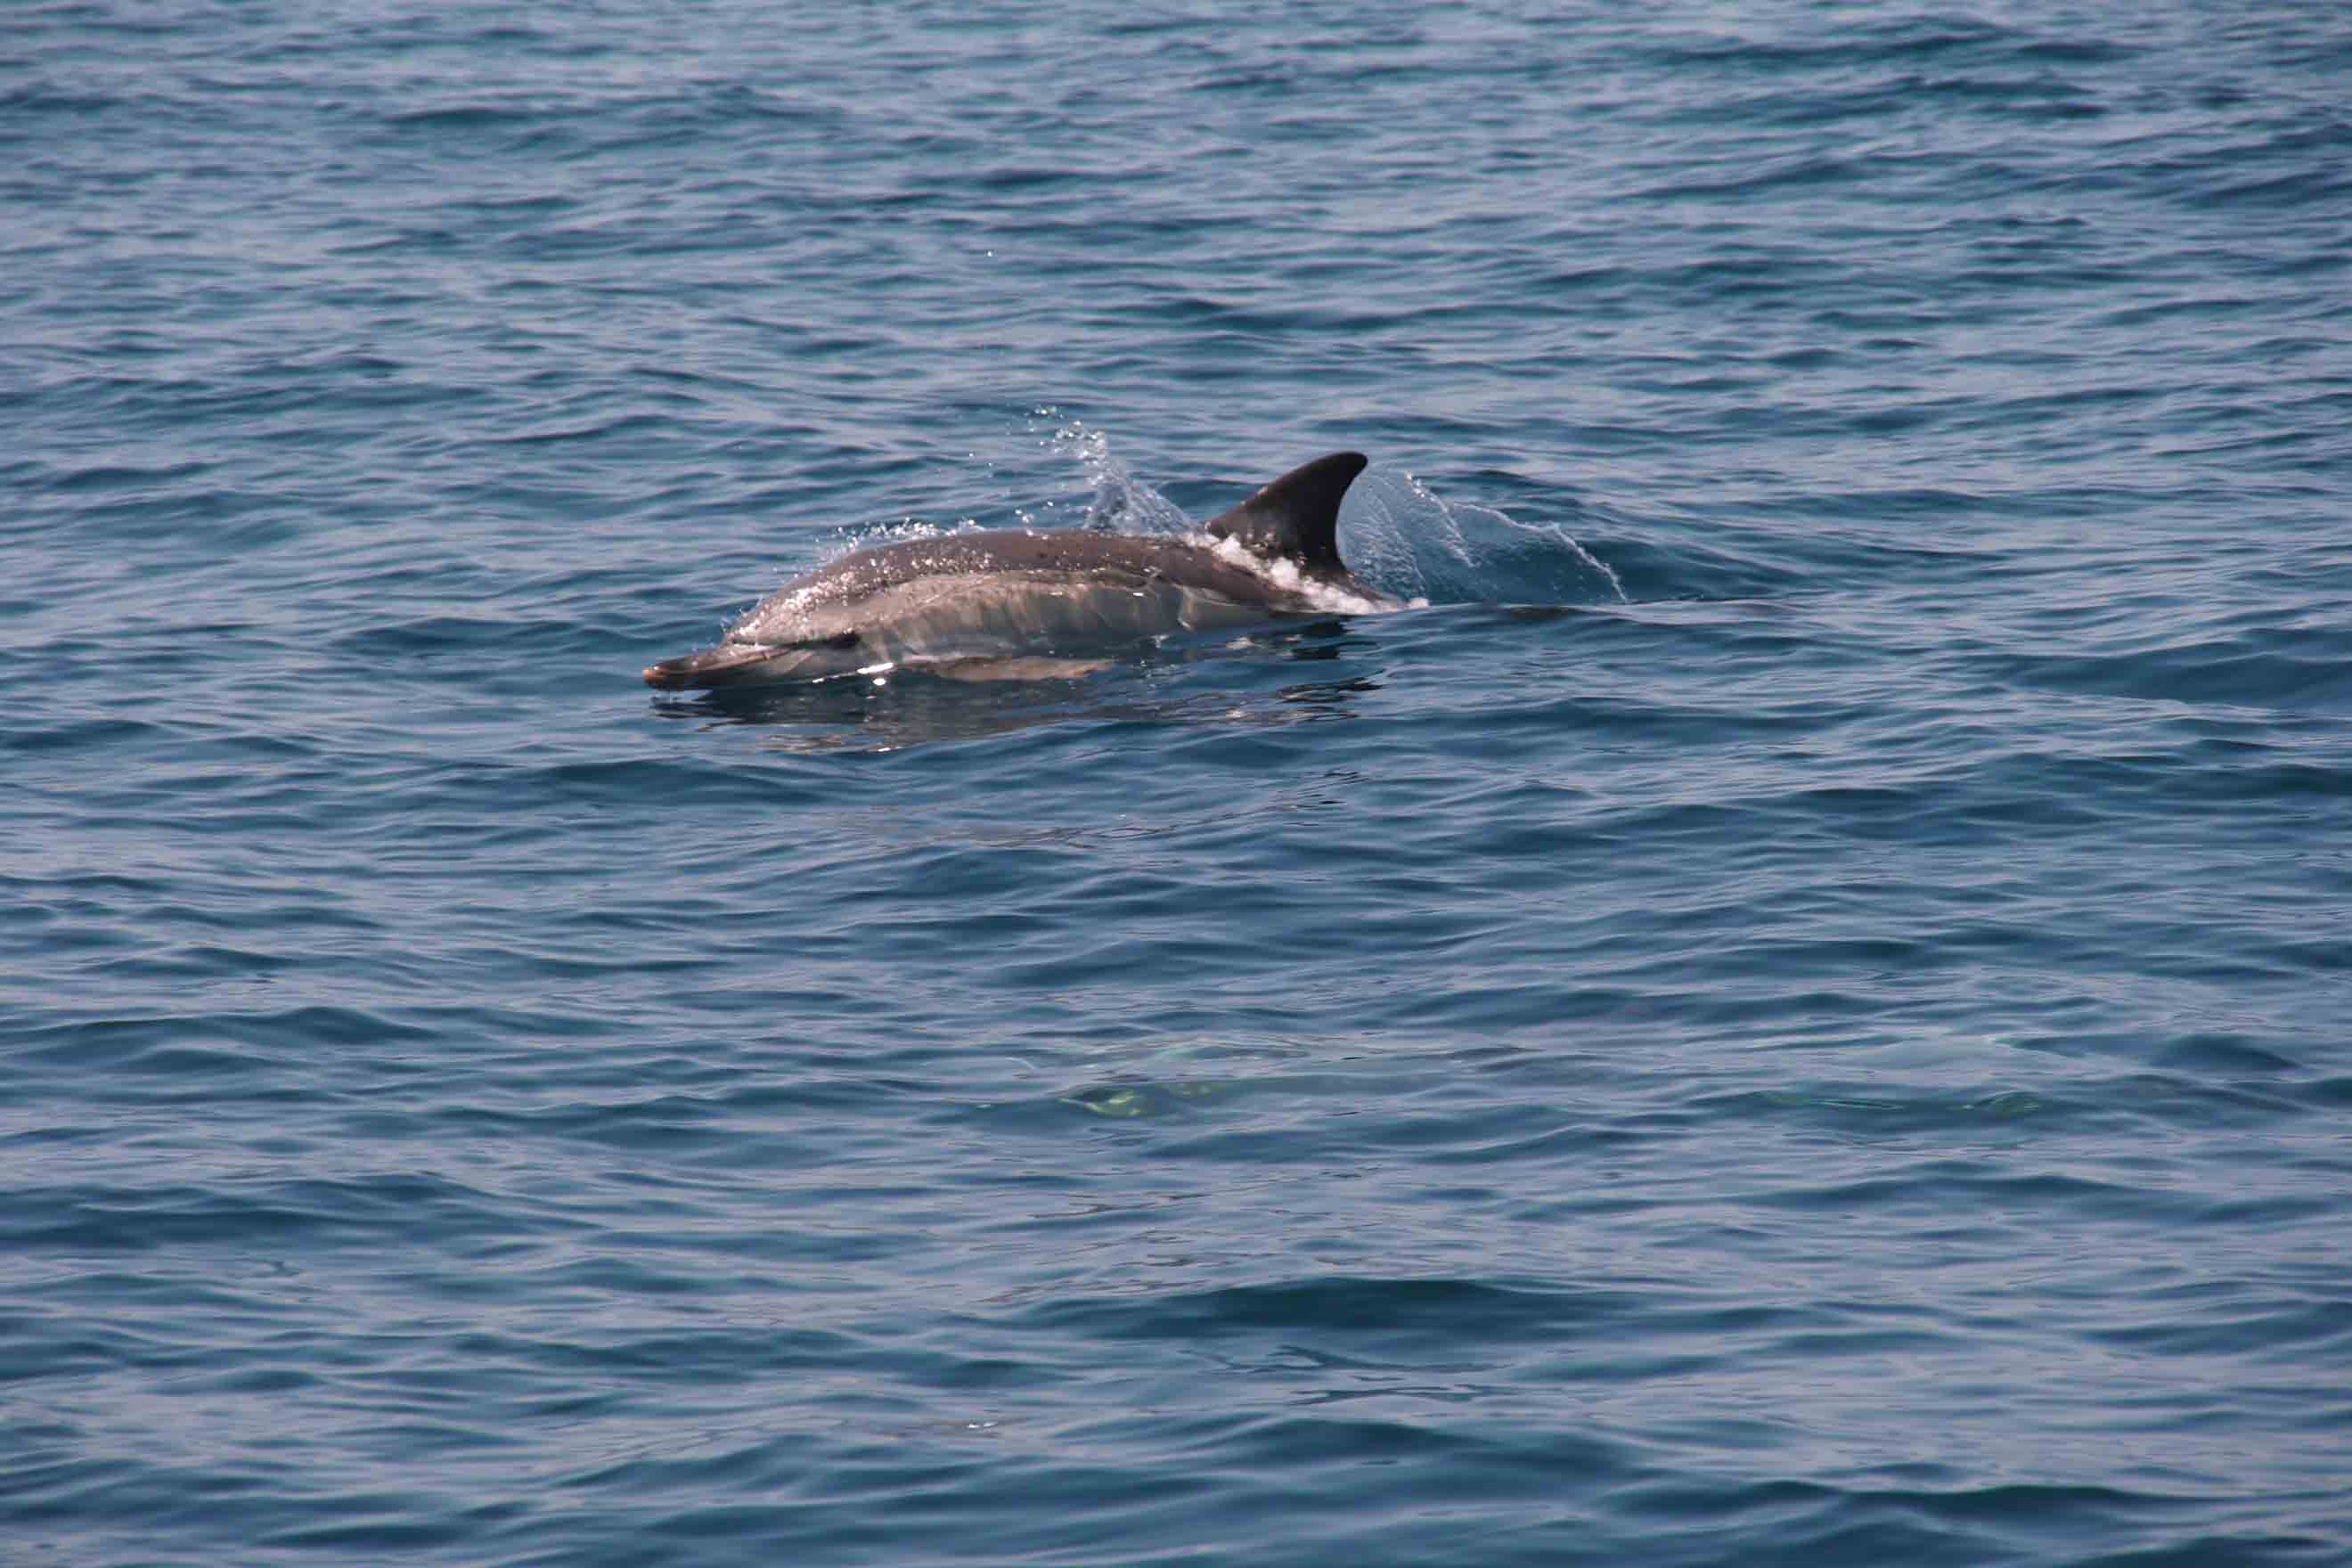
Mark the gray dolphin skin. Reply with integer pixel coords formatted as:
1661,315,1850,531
643,452,1396,690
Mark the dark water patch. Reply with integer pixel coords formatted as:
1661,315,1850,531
1725,1085,2066,1138
1028,1277,1659,1350
1634,21,2015,74
2,1172,524,1254
380,102,544,134
2150,1034,2303,1076
42,459,215,494
1990,641,2352,714
4,716,176,756
2087,1297,2352,1360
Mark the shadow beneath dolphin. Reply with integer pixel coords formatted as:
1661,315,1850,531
647,620,1386,754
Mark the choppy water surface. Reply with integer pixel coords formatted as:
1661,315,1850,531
6,2,2351,1563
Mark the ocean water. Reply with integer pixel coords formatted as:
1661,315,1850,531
5,1,2351,1563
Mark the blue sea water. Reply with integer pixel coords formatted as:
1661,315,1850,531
6,0,2352,1562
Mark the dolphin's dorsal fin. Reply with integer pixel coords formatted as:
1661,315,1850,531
1203,452,1368,576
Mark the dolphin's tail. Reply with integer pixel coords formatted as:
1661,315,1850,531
642,643,780,690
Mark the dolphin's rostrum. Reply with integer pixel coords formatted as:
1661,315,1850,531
643,453,1395,689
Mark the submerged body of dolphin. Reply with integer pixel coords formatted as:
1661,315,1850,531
643,452,1397,689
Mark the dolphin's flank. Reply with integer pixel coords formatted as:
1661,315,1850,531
642,453,1392,690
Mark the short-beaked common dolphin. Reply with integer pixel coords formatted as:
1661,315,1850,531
643,452,1398,689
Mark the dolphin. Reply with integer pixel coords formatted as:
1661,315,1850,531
642,452,1397,689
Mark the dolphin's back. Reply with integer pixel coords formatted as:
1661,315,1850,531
739,532,1308,645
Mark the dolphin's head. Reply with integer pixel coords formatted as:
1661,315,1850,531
643,566,882,690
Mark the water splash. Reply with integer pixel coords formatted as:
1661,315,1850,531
1335,467,1625,607
1031,410,1192,536
1402,472,1628,604
1017,417,1626,608
1343,476,1445,601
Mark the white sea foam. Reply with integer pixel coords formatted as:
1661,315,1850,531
1205,533,1417,615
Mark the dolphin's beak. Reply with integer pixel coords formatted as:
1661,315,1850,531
643,643,785,690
